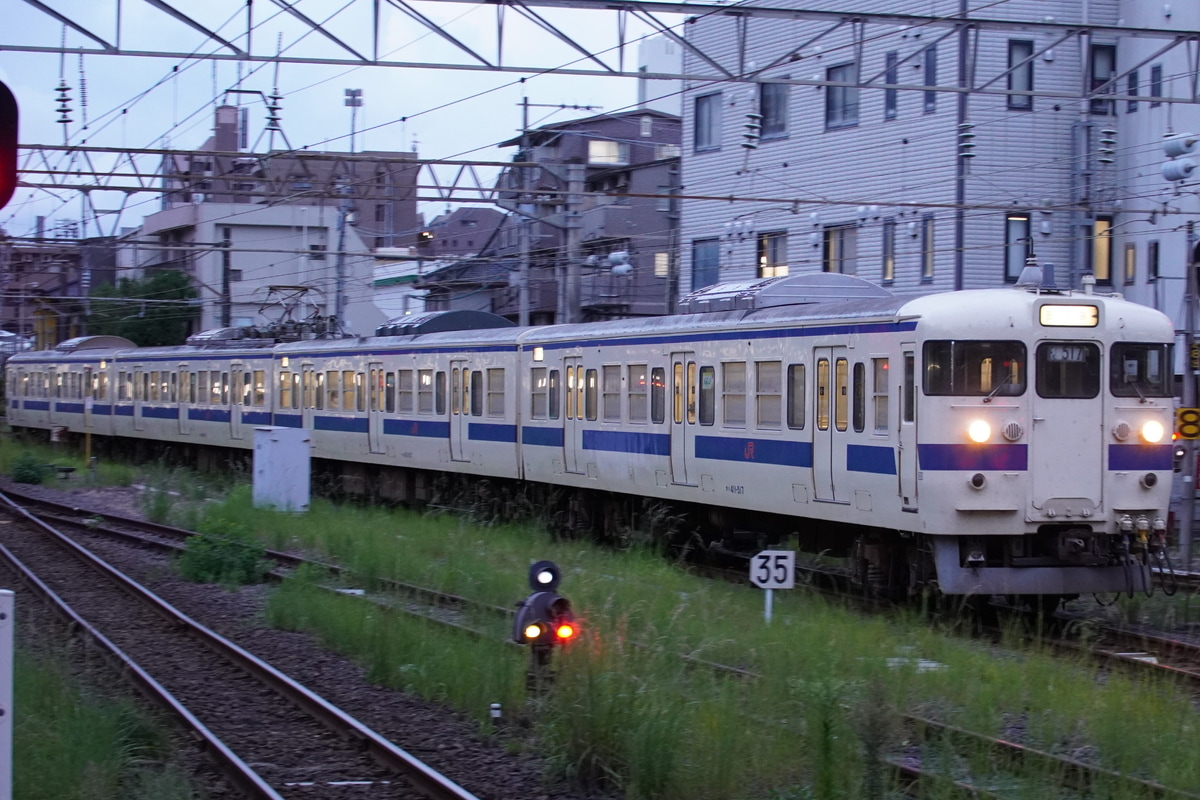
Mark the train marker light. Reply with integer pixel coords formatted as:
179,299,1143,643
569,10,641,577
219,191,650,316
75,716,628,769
967,419,991,443
1141,419,1165,444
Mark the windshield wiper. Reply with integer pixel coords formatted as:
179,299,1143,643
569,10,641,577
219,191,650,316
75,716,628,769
983,372,1015,403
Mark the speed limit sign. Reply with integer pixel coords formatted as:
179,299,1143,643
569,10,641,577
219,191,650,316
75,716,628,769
750,550,795,590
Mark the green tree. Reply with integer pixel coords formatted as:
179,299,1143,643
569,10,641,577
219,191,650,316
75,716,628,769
89,270,199,346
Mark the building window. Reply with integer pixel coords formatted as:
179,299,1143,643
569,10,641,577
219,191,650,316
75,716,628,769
1127,70,1139,113
760,82,788,138
1089,44,1117,115
654,252,669,277
826,63,859,129
921,214,935,280
309,244,327,261
1007,40,1034,110
924,46,938,113
757,231,788,278
1005,213,1032,282
1089,216,1113,284
655,143,682,159
881,219,896,282
1148,240,1160,282
656,185,673,212
1124,242,1136,285
588,140,630,165
695,93,721,151
1150,64,1163,107
823,225,857,274
884,51,899,120
692,238,720,290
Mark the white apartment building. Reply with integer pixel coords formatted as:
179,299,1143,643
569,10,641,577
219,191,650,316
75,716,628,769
680,0,1200,336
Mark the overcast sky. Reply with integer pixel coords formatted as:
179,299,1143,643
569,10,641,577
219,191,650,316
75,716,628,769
0,0,663,240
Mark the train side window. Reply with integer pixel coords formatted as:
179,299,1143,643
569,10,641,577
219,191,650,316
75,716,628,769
628,364,648,423
435,371,447,415
548,369,560,420
531,367,549,419
651,367,666,424
170,373,178,403
149,371,160,402
186,372,196,404
327,371,340,409
313,372,324,410
340,371,355,411
687,362,698,424
292,373,301,410
385,372,396,413
369,369,380,412
140,372,149,402
1036,342,1100,399
566,367,577,419
835,358,849,432
98,373,108,401
279,371,293,408
585,368,598,421
451,368,461,415
723,362,746,427
225,373,233,406
398,370,414,413
418,370,434,414
698,365,716,426
816,358,830,430
873,359,889,432
210,371,222,405
576,367,586,421
673,363,684,424
254,371,266,407
118,371,126,401
486,368,504,417
470,370,484,416
300,370,312,409
602,365,621,422
852,362,866,432
354,373,366,412
903,354,915,423
756,361,782,430
198,371,209,404
787,364,806,430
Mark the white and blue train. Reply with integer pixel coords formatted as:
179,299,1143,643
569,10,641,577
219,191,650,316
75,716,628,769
5,271,1178,603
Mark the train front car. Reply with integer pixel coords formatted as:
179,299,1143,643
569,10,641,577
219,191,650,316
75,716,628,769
904,280,1176,604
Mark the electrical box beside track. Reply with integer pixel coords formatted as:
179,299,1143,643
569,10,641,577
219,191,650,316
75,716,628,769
253,427,311,513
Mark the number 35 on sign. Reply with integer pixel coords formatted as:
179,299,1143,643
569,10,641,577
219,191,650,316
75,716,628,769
750,550,795,590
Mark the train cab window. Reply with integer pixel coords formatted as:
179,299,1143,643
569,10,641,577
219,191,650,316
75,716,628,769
628,365,648,423
651,367,666,424
314,372,325,410
787,364,806,430
487,369,504,417
398,370,414,413
279,371,294,408
757,361,782,430
548,369,560,420
1110,343,1173,398
923,340,1026,397
723,362,746,427
585,369,599,421
531,368,549,419
385,372,396,413
852,362,866,432
602,366,621,422
1036,342,1100,399
470,370,484,417
873,359,889,432
253,371,266,407
342,371,357,411
698,366,716,426
435,371,447,415
354,373,366,412
816,358,830,430
835,358,849,432
418,370,434,414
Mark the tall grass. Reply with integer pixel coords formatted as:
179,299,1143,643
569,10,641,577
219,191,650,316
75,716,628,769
181,484,1200,798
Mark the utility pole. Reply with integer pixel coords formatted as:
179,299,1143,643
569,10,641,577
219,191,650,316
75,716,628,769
220,227,232,327
564,163,584,324
1182,221,1197,568
519,97,531,327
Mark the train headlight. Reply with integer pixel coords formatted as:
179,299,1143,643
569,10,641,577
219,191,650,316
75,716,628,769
967,420,991,443
1141,420,1165,444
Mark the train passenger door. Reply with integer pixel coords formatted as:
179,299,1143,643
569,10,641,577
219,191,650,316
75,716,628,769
178,366,191,435
132,367,145,431
229,362,245,440
670,352,696,486
367,362,386,454
898,346,918,510
301,364,316,429
449,360,469,462
563,357,583,474
812,347,850,502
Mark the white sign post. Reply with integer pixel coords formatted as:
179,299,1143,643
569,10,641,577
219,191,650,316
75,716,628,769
749,550,795,624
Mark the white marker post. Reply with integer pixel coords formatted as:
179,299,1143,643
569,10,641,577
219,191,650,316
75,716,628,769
749,550,795,624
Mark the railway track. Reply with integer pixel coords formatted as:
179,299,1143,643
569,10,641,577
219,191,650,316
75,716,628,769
11,485,1200,798
0,490,485,800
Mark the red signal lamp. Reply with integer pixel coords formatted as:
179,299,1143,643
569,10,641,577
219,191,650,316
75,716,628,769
554,622,577,641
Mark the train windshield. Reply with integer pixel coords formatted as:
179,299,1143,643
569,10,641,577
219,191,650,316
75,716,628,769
1036,342,1100,399
1110,343,1174,398
923,340,1026,397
